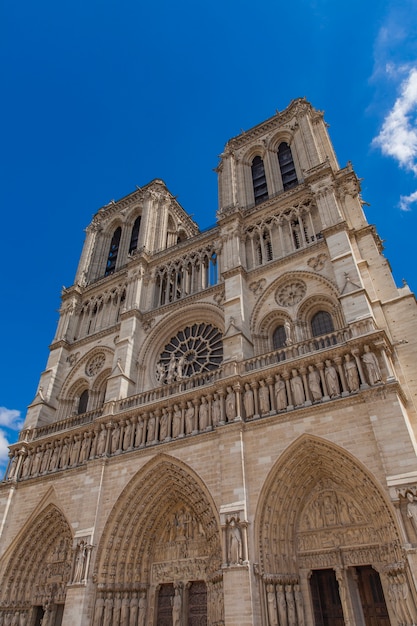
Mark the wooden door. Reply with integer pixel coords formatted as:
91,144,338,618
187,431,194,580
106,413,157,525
157,583,175,626
356,566,390,626
310,569,345,625
188,580,207,626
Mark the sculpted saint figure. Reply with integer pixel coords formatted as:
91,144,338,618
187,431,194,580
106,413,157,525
266,584,278,626
129,592,139,626
277,585,287,626
73,540,87,583
40,444,50,473
147,414,156,442
22,451,32,478
212,393,221,425
172,404,182,438
176,354,186,380
123,420,132,450
362,344,382,385
70,436,81,465
275,374,287,411
155,360,165,384
228,518,243,564
167,353,177,384
49,442,60,471
172,587,182,626
258,380,270,414
199,397,209,430
290,369,305,406
243,383,254,418
159,410,169,440
79,433,90,462
225,387,236,421
185,401,195,434
60,439,70,468
138,591,147,626
325,360,340,397
344,353,360,392
96,424,107,455
135,418,144,447
111,425,120,453
308,365,322,401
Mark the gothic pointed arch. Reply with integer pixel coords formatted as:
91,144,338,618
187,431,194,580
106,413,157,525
0,503,73,620
256,434,402,578
92,455,223,624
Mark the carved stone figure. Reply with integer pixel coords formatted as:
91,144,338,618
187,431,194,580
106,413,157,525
172,404,182,438
406,492,417,535
155,360,165,384
199,397,209,430
212,393,221,425
277,585,288,626
290,369,305,406
286,585,297,626
40,444,50,473
129,592,139,626
266,584,278,626
176,354,186,380
73,540,87,583
123,420,132,450
21,451,32,478
96,424,107,455
172,586,182,626
60,439,70,468
70,435,81,465
325,360,340,397
138,591,147,626
275,374,287,410
120,592,130,624
111,425,120,453
135,418,144,447
167,353,177,384
79,432,90,462
147,414,156,442
225,387,236,421
308,365,322,401
243,383,254,418
185,401,195,434
159,410,169,440
294,584,305,626
49,442,60,471
258,380,270,414
228,518,242,564
103,592,113,626
344,353,360,392
362,345,382,385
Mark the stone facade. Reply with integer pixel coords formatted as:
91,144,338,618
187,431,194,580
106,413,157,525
1,98,417,625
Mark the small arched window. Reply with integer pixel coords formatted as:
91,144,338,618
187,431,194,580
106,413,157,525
77,390,89,415
251,156,268,205
129,217,141,254
278,142,298,190
105,227,122,276
311,311,334,337
273,325,287,349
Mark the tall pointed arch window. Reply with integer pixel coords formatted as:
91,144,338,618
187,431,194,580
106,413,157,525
77,389,89,414
129,216,141,254
105,226,121,276
278,142,298,190
251,156,268,205
311,310,334,337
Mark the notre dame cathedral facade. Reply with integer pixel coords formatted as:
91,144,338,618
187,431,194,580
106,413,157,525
1,98,417,626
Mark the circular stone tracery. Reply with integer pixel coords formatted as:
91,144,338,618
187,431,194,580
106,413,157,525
275,280,306,307
159,323,223,380
85,352,105,377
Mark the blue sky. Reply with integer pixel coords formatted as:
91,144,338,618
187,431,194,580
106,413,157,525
1,0,417,473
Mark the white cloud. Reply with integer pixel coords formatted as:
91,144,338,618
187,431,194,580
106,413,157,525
0,407,22,430
399,190,417,211
0,429,11,473
372,67,417,174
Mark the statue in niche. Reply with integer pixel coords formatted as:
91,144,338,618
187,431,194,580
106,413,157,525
243,383,254,418
362,344,382,385
167,353,177,384
185,401,194,434
176,354,186,380
135,418,144,447
79,432,90,462
291,369,305,406
294,584,305,626
286,585,297,626
199,397,209,430
172,586,182,626
212,393,221,425
129,592,139,626
258,380,270,414
284,320,293,345
156,360,165,384
49,441,60,471
325,360,340,397
406,492,417,535
111,424,120,453
60,438,70,468
172,404,182,438
275,374,287,411
225,386,236,421
40,444,50,473
120,592,130,624
96,424,107,455
103,592,113,626
7,454,18,480
344,353,360,391
266,584,278,626
323,492,339,526
71,434,81,465
123,420,132,450
147,414,156,442
227,518,243,564
159,410,168,440
277,585,287,626
73,540,87,583
22,451,32,477
308,365,322,401
138,591,147,626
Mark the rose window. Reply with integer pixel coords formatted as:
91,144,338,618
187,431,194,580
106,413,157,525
158,323,223,382
85,352,105,377
275,280,306,307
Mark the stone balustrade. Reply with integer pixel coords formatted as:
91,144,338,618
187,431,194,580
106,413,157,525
3,339,392,483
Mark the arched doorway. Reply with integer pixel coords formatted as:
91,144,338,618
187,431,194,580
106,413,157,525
0,504,73,625
93,455,223,625
256,435,416,625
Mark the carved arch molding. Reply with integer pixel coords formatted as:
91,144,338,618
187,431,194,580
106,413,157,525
0,504,73,623
93,456,223,625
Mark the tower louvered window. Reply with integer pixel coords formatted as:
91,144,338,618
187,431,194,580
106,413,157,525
251,156,268,205
105,227,121,276
278,142,298,190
